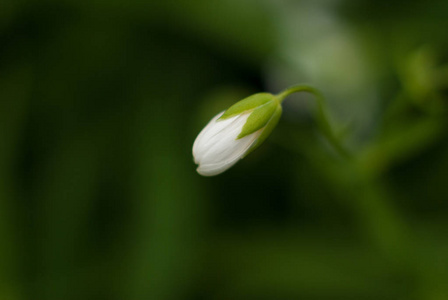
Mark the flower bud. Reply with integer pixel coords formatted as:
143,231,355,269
193,93,282,176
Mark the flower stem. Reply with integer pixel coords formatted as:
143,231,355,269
276,85,351,159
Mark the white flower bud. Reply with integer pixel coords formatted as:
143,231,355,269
193,111,263,176
193,93,282,176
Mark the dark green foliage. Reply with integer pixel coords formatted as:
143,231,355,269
1,0,448,300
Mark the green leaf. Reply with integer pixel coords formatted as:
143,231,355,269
244,105,282,156
237,100,278,139
220,93,274,120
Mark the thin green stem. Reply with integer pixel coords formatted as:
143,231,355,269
276,85,351,159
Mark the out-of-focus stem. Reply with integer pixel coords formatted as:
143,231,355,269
276,85,351,159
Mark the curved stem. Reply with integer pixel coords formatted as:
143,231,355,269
276,85,351,159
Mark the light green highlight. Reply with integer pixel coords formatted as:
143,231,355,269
237,100,278,139
244,105,282,156
219,93,274,120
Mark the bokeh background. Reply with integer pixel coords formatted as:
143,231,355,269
1,0,448,299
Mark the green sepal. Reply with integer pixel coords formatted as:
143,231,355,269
237,100,278,139
243,105,282,157
219,93,274,120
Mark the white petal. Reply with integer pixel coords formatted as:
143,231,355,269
196,129,263,176
193,112,237,163
196,160,240,177
196,113,249,164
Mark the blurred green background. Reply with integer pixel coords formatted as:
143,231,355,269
1,0,448,299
